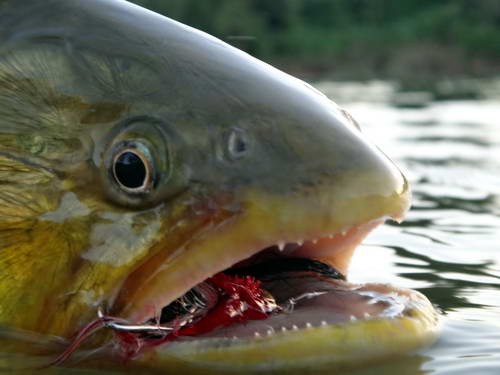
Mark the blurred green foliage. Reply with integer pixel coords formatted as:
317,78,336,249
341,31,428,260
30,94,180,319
131,0,500,78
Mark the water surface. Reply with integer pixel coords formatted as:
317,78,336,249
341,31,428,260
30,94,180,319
331,93,500,375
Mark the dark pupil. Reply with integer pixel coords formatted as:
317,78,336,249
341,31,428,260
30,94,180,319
114,151,147,189
234,137,246,153
229,132,247,156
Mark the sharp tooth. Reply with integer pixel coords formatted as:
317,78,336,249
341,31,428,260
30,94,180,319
306,322,312,329
97,307,105,318
277,241,285,251
321,320,328,326
292,325,299,331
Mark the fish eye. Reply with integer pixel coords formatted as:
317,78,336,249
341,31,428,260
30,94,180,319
110,141,156,194
102,116,189,208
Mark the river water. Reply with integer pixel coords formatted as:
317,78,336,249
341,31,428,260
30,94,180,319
319,84,500,375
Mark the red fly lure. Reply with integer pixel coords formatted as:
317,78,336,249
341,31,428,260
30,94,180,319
51,273,279,366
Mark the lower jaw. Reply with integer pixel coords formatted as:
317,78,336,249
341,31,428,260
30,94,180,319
132,282,439,375
103,263,440,373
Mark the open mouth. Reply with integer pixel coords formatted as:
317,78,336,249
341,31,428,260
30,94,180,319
130,219,395,340
54,216,435,365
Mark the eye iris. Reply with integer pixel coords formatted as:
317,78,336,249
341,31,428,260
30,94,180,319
114,151,147,189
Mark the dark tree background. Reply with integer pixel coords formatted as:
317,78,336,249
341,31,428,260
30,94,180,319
131,0,500,80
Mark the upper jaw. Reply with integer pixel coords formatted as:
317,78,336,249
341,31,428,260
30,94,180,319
110,182,410,324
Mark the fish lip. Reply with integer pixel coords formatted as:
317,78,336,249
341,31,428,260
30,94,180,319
112,215,389,324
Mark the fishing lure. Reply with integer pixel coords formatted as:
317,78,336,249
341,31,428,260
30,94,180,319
51,273,280,365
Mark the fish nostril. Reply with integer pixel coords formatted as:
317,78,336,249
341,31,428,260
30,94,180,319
225,128,251,161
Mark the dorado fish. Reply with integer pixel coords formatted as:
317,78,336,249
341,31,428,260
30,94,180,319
0,0,440,373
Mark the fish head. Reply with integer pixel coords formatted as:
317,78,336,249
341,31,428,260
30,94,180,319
0,0,439,372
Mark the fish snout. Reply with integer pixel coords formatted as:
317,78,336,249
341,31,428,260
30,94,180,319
217,93,411,235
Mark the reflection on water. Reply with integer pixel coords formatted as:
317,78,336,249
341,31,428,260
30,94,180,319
339,93,500,375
